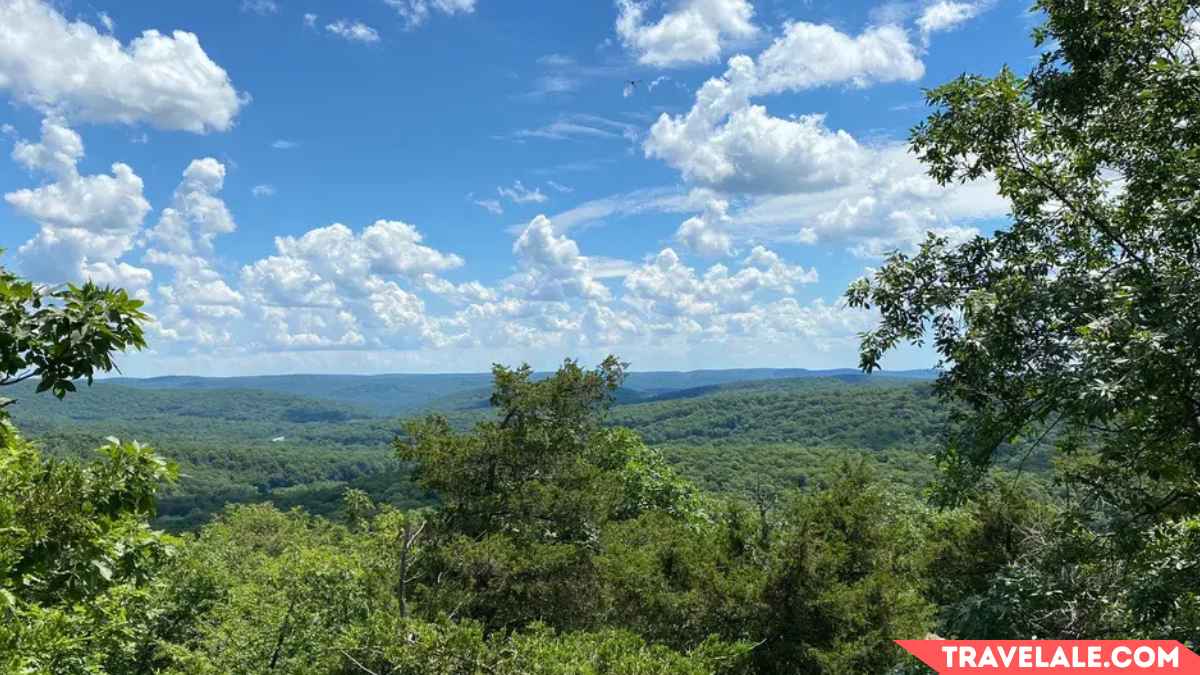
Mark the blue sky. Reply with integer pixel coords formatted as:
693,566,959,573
0,0,1034,376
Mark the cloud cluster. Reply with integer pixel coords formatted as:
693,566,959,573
642,12,1002,257
1,0,956,369
644,22,923,195
7,119,152,290
0,0,244,133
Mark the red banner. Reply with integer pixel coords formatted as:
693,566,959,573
896,640,1200,673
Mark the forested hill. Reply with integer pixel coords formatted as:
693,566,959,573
100,367,937,416
6,374,951,530
6,375,943,450
611,377,943,449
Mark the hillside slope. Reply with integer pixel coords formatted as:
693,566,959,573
8,375,955,530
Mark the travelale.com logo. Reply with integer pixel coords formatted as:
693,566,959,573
896,640,1200,673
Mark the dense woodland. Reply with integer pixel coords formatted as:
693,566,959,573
6,375,960,530
4,2,1200,672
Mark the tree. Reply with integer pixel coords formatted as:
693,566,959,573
0,261,169,672
0,430,178,673
399,356,698,542
846,0,1200,522
845,0,1200,642
397,357,701,632
1,256,148,403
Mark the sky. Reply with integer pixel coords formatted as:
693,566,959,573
0,0,1035,376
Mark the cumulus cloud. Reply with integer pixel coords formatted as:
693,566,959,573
326,20,381,43
0,0,244,133
252,184,276,198
510,215,609,301
265,221,463,293
236,220,473,351
731,143,1006,256
675,197,735,257
7,118,151,288
624,246,816,323
644,22,923,195
137,158,244,345
145,158,236,258
616,0,759,67
385,0,477,28
641,16,1005,256
752,22,923,93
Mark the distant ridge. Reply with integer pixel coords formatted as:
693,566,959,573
103,368,937,416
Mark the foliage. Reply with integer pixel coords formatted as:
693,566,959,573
8,375,964,532
846,0,1200,518
0,424,178,673
1,258,147,401
846,0,1200,645
397,358,709,633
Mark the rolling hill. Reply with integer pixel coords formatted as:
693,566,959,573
100,367,937,415
5,370,954,530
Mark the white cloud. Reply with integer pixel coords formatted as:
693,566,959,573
650,107,866,195
241,256,342,309
326,20,381,43
385,0,477,28
537,53,575,67
732,143,1005,256
547,180,574,193
648,75,672,91
623,245,816,323
7,118,151,288
272,139,299,150
917,1,986,39
752,22,923,94
615,0,759,67
644,22,923,195
235,220,474,351
640,17,1004,256
359,220,465,276
0,0,244,133
675,197,734,257
137,157,243,344
145,158,236,258
510,215,610,301
418,274,497,305
241,0,279,15
498,180,548,204
303,13,319,28
252,184,276,198
246,221,464,304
